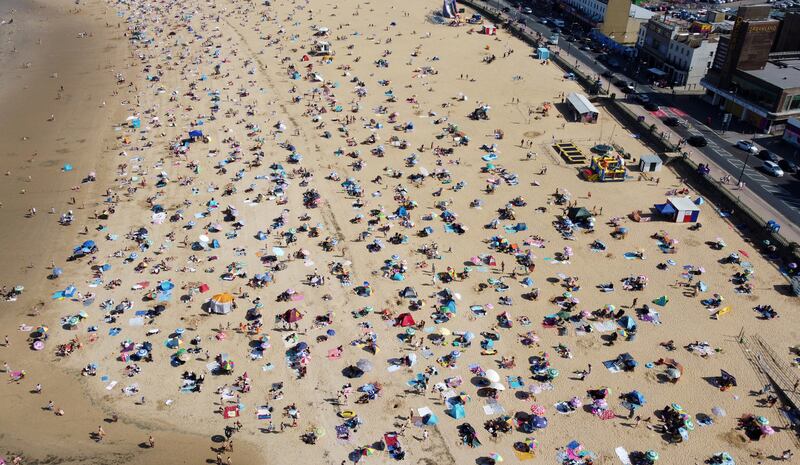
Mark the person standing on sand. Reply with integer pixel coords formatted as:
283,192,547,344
97,425,106,441
148,435,155,448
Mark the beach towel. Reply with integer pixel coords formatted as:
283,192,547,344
591,321,617,333
507,376,524,389
514,449,535,461
105,381,118,390
482,402,505,415
327,348,342,360
257,406,272,420
615,447,632,465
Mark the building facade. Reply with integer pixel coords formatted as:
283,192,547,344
558,0,654,49
636,17,718,87
700,5,800,134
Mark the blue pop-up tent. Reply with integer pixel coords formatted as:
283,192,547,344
448,404,465,419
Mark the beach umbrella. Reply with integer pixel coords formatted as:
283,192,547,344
489,453,503,463
530,404,546,416
485,369,501,383
711,406,726,417
531,415,547,429
756,416,769,425
295,342,309,352
489,382,506,391
356,359,373,373
646,450,659,462
32,340,45,350
209,293,235,314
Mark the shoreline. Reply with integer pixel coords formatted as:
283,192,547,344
1,1,798,464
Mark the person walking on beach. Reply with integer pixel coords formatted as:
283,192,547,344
97,425,106,442
148,435,155,448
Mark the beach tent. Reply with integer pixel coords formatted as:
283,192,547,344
482,24,497,35
283,308,303,323
209,293,235,314
639,154,662,172
448,403,466,419
567,207,592,222
396,313,416,327
400,286,418,298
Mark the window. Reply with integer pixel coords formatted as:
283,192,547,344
787,95,800,111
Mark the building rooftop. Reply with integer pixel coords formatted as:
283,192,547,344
674,32,718,47
742,59,800,90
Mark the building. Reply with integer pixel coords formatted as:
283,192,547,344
636,16,719,88
700,5,800,134
565,92,599,122
558,0,654,52
773,12,800,53
783,117,800,148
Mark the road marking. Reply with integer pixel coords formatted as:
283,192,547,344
669,107,688,118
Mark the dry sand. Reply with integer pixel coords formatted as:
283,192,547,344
0,0,798,464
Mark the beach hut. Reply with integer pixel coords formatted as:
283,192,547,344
482,24,497,35
639,154,662,172
655,197,701,223
565,92,599,123
537,48,550,60
209,293,235,314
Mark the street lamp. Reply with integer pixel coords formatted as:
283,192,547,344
737,150,752,187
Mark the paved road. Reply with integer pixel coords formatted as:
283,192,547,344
630,95,800,230
470,0,800,232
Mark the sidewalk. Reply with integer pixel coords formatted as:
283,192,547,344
615,97,800,244
462,0,800,244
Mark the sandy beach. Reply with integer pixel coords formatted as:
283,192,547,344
0,0,798,464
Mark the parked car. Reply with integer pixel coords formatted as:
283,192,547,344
778,158,798,174
687,135,707,147
635,94,650,103
643,102,660,111
663,116,680,127
600,70,614,78
735,140,758,153
622,82,635,93
758,149,780,162
762,160,784,177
